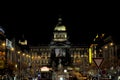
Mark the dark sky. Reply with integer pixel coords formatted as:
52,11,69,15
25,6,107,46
0,2,119,46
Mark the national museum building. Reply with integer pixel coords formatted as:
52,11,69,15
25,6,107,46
1,18,120,79
29,18,120,79
29,18,89,73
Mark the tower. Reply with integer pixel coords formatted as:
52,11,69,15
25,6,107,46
50,17,71,68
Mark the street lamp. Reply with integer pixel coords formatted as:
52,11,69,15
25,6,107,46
17,51,22,79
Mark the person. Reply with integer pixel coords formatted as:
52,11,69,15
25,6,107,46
38,73,41,80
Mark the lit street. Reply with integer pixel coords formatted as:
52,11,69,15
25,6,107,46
0,2,120,80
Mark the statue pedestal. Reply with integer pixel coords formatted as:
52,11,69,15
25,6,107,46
58,59,63,71
56,59,69,80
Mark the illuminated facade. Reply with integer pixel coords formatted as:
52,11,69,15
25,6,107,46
28,18,120,79
0,26,6,74
1,17,119,79
89,33,120,69
29,18,89,74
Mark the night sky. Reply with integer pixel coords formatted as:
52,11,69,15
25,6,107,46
0,2,119,46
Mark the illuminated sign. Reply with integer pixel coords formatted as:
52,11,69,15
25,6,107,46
19,40,27,45
40,66,49,71
89,48,92,64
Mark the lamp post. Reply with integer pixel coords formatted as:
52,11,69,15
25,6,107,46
4,39,9,75
4,39,8,74
17,51,21,79
0,41,7,74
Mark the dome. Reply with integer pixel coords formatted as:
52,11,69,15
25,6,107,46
54,18,66,31
54,25,66,31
